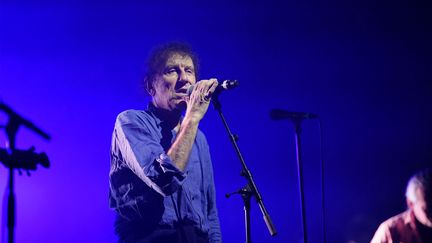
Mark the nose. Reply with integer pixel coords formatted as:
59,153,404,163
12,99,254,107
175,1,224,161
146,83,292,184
174,70,191,91
176,69,192,88
178,69,190,83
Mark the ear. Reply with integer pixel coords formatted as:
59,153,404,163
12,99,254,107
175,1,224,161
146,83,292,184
407,198,414,209
145,78,156,96
149,86,156,96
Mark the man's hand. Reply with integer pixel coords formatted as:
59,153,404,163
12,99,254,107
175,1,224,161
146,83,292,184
168,79,218,171
184,78,219,124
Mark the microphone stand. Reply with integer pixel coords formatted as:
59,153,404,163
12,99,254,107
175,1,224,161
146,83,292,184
212,95,277,243
0,103,50,243
4,112,20,243
292,118,308,243
270,108,325,243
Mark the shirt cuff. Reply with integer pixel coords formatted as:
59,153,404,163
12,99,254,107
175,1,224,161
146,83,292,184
154,153,186,194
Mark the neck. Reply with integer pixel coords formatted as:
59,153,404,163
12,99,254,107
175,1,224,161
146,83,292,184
150,102,182,129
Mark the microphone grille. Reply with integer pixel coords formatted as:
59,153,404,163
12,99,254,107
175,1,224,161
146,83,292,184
186,85,194,96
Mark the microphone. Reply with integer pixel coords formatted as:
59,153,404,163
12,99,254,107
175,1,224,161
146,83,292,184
270,109,318,120
187,80,239,96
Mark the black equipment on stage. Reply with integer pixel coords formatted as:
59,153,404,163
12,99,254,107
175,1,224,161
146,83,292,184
211,82,277,243
270,108,326,243
0,101,51,243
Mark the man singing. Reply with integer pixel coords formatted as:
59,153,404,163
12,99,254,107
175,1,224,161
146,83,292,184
109,42,222,243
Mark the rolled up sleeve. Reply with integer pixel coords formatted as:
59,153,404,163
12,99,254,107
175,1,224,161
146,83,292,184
112,110,185,196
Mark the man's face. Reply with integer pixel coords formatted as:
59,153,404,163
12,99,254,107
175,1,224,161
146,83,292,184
409,187,432,227
152,53,196,111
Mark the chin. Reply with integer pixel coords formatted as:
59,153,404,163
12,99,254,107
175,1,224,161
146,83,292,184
175,101,187,112
167,99,186,113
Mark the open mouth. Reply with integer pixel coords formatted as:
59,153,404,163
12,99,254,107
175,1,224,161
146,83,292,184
176,85,191,95
176,89,188,95
176,82,192,93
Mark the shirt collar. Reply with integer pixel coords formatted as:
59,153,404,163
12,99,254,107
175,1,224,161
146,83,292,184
147,102,183,130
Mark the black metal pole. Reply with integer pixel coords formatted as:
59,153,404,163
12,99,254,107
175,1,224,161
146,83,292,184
7,167,15,243
293,120,307,243
212,96,277,242
5,121,18,243
1,103,50,243
242,187,252,243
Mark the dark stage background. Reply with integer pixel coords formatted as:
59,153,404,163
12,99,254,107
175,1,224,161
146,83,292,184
0,1,431,242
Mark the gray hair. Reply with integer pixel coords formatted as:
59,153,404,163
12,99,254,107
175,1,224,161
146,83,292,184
405,168,432,202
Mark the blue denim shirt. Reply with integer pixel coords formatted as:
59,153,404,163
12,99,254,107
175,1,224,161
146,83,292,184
109,104,221,242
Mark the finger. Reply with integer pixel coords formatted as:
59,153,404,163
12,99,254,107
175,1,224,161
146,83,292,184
192,79,218,102
203,79,218,100
201,82,212,102
190,82,202,100
188,81,206,103
207,79,218,93
193,80,207,96
193,80,210,103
